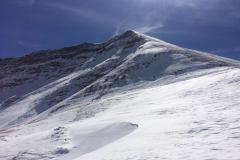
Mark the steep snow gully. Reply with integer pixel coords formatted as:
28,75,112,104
0,30,240,160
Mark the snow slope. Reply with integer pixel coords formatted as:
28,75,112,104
0,30,240,160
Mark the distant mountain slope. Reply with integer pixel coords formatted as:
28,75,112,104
0,31,240,160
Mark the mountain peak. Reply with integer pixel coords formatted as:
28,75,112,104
112,30,177,48
113,30,143,41
120,30,140,37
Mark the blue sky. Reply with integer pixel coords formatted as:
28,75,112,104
1,0,240,59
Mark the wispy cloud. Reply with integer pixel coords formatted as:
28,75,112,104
113,1,171,35
114,0,240,35
135,25,164,34
115,23,163,35
46,2,117,25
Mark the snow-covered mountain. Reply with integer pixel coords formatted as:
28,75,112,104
0,30,240,160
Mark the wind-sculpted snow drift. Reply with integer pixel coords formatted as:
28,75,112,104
0,31,240,160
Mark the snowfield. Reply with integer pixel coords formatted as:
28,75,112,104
0,31,240,160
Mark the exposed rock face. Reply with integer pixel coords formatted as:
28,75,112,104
0,30,145,102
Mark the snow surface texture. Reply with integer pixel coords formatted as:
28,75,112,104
0,30,240,160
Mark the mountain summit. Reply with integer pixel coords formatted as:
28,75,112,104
0,31,240,160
